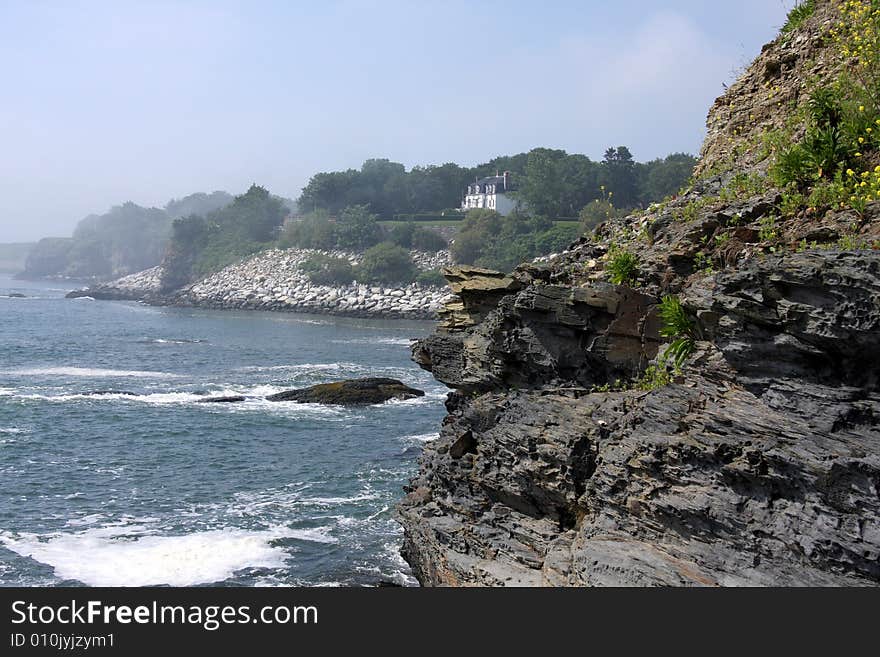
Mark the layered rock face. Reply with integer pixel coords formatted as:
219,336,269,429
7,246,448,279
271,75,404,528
397,1,880,586
400,255,880,586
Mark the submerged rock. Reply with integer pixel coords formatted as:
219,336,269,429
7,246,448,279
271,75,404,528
266,378,424,405
196,395,247,403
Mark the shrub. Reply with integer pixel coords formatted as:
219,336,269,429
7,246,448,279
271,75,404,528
280,205,382,251
279,210,336,249
356,242,417,284
579,199,622,232
390,222,447,252
299,253,355,285
636,363,673,391
450,230,485,265
451,209,577,272
533,224,581,254
770,142,814,187
411,226,448,252
658,295,698,369
606,248,639,285
781,0,815,35
387,222,416,248
415,269,447,287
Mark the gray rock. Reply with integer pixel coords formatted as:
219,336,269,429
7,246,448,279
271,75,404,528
266,378,425,405
398,252,880,587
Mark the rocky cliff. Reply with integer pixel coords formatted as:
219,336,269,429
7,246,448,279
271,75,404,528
397,0,880,586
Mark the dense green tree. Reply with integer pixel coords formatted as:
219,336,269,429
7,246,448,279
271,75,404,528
160,184,287,287
638,153,697,203
211,184,287,243
334,204,383,250
160,215,210,291
599,146,639,209
517,149,597,217
165,191,233,219
295,147,692,221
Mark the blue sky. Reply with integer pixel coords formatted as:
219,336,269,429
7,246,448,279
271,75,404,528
0,0,796,241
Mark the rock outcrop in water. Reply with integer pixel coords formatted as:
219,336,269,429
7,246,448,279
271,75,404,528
66,266,163,301
397,1,880,587
267,378,424,405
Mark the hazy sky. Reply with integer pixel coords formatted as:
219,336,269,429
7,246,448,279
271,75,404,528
0,0,796,242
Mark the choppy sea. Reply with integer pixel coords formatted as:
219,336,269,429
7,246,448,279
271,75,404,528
0,275,446,586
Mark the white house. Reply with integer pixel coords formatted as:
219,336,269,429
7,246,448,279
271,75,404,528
462,171,518,215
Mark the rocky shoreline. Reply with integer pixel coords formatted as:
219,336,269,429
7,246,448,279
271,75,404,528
395,1,880,587
67,247,454,320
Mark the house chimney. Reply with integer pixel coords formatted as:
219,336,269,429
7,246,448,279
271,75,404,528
503,171,509,190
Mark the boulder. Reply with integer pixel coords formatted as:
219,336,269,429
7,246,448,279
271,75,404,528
266,378,425,405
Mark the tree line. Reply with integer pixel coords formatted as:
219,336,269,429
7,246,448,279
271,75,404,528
298,148,695,218
21,193,234,280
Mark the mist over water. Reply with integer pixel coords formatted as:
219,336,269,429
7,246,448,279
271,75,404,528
0,275,445,586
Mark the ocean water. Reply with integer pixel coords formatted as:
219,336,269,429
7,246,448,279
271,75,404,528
0,275,446,587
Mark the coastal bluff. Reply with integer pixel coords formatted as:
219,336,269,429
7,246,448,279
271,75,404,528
67,247,453,320
397,0,880,587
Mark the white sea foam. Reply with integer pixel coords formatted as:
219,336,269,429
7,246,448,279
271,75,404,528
400,432,439,443
237,363,351,373
223,484,379,518
329,337,415,346
376,390,448,407
235,362,415,379
71,296,95,301
65,513,106,527
299,492,380,506
0,524,333,586
5,367,180,379
20,391,204,404
140,337,206,345
0,427,28,434
8,387,359,421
